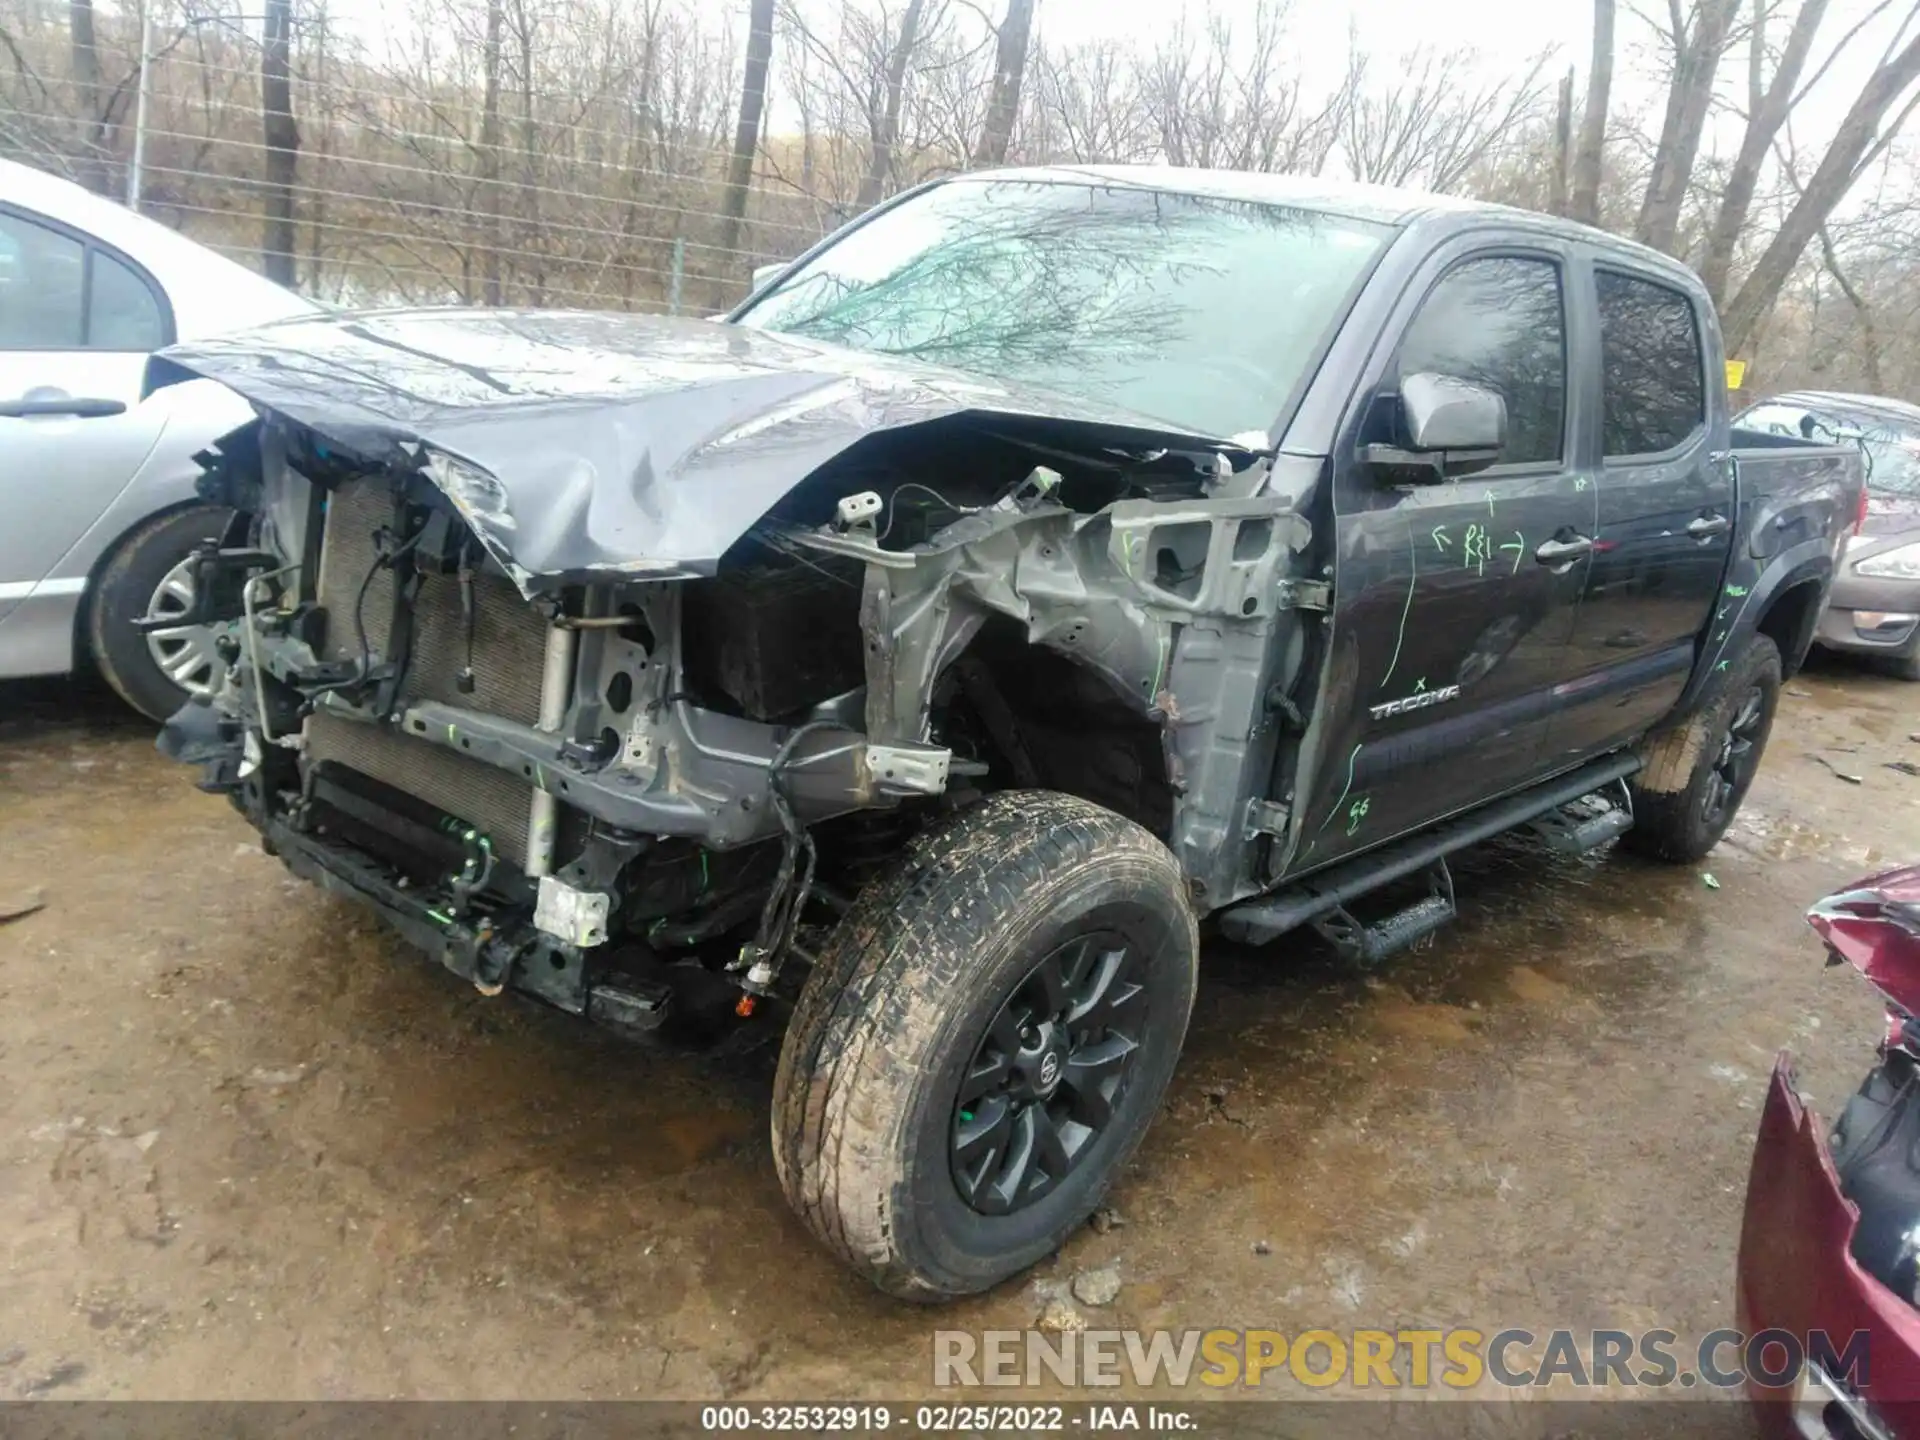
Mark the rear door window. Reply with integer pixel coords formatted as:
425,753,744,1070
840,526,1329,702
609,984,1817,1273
0,209,171,352
0,211,86,348
1596,270,1705,457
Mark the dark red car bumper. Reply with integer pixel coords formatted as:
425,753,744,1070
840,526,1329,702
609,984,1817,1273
1739,1052,1920,1438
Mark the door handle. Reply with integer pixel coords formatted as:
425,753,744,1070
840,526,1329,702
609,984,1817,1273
0,396,128,418
1687,513,1731,540
1535,536,1593,568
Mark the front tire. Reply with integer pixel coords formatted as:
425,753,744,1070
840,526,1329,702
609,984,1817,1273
772,790,1198,1300
87,506,230,723
1622,633,1781,863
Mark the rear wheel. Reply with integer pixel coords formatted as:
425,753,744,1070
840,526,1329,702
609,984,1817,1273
1622,633,1781,863
87,506,230,723
772,790,1197,1300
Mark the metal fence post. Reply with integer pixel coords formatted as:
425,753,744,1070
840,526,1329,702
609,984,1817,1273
126,0,154,209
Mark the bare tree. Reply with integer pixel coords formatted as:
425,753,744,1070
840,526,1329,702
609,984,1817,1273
511,0,542,303
1550,66,1574,214
1142,2,1355,175
971,0,1033,166
1698,0,1831,304
1343,45,1550,193
856,0,928,208
261,0,299,285
1722,24,1920,353
67,0,104,191
713,0,775,304
1569,0,1614,225
1635,0,1742,254
1024,38,1155,164
1818,221,1883,390
480,0,505,303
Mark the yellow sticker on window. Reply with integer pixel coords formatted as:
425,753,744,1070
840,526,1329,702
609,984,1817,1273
1725,359,1747,390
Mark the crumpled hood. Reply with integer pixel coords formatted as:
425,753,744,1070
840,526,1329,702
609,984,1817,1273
148,307,1263,594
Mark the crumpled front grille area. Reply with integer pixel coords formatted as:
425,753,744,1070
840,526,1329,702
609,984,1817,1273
305,479,552,867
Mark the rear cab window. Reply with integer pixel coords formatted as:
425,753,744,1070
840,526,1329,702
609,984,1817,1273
1595,269,1705,458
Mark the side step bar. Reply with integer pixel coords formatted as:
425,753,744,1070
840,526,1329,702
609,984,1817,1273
1523,779,1636,856
1218,752,1642,949
1312,858,1456,968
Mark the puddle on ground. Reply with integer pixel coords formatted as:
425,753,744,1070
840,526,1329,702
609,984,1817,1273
1720,806,1881,868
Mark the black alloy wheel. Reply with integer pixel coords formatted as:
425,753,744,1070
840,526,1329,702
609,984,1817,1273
1703,684,1765,828
951,933,1145,1215
772,789,1198,1299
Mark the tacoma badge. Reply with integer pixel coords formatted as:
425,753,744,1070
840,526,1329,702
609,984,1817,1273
1369,684,1461,720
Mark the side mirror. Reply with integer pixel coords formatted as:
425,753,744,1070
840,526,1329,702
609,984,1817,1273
749,261,785,295
1362,372,1507,483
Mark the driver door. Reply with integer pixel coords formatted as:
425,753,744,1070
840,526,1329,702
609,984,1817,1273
1292,244,1599,872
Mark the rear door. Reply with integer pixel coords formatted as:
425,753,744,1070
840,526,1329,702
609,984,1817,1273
1293,240,1599,872
1542,262,1731,764
0,206,172,623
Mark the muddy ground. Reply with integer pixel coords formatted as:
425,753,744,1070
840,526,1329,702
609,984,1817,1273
2,657,1916,1427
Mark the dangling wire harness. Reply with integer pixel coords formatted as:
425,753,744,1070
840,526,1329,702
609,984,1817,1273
732,719,837,1002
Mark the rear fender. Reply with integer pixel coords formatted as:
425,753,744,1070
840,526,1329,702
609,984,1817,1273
1669,545,1835,722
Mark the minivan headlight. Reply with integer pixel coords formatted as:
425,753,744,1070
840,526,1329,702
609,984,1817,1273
1855,543,1920,580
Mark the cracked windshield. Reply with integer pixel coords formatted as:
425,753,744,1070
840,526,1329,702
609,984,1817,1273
738,178,1392,439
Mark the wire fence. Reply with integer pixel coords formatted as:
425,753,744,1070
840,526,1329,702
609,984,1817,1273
3,17,871,319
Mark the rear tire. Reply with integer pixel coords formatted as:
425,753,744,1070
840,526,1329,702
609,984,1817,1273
1622,634,1781,863
87,506,230,723
772,790,1198,1300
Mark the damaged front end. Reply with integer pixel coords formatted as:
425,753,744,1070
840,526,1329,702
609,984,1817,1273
150,309,1323,1043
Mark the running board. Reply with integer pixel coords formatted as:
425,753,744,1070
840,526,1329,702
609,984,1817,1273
1523,780,1635,857
1219,752,1642,948
1312,859,1456,968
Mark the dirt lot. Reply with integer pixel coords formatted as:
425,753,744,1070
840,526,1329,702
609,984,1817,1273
2,658,1917,1420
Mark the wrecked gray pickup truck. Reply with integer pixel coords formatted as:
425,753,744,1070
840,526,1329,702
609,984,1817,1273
150,168,1861,1300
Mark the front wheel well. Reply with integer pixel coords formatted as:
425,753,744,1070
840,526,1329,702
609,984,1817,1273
1755,579,1824,678
936,617,1174,842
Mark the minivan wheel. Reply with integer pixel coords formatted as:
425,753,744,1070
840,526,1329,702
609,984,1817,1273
87,506,230,723
1623,633,1781,863
772,790,1197,1300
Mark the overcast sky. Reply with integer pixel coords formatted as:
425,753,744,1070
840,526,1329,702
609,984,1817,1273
1037,0,1583,68
1020,0,1906,161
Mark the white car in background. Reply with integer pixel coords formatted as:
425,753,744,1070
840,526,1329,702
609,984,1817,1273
0,157,313,719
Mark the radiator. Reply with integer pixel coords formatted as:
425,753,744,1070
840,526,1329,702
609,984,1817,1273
306,480,553,868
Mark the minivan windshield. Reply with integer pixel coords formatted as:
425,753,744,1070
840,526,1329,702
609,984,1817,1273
735,177,1394,441
1740,401,1920,497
